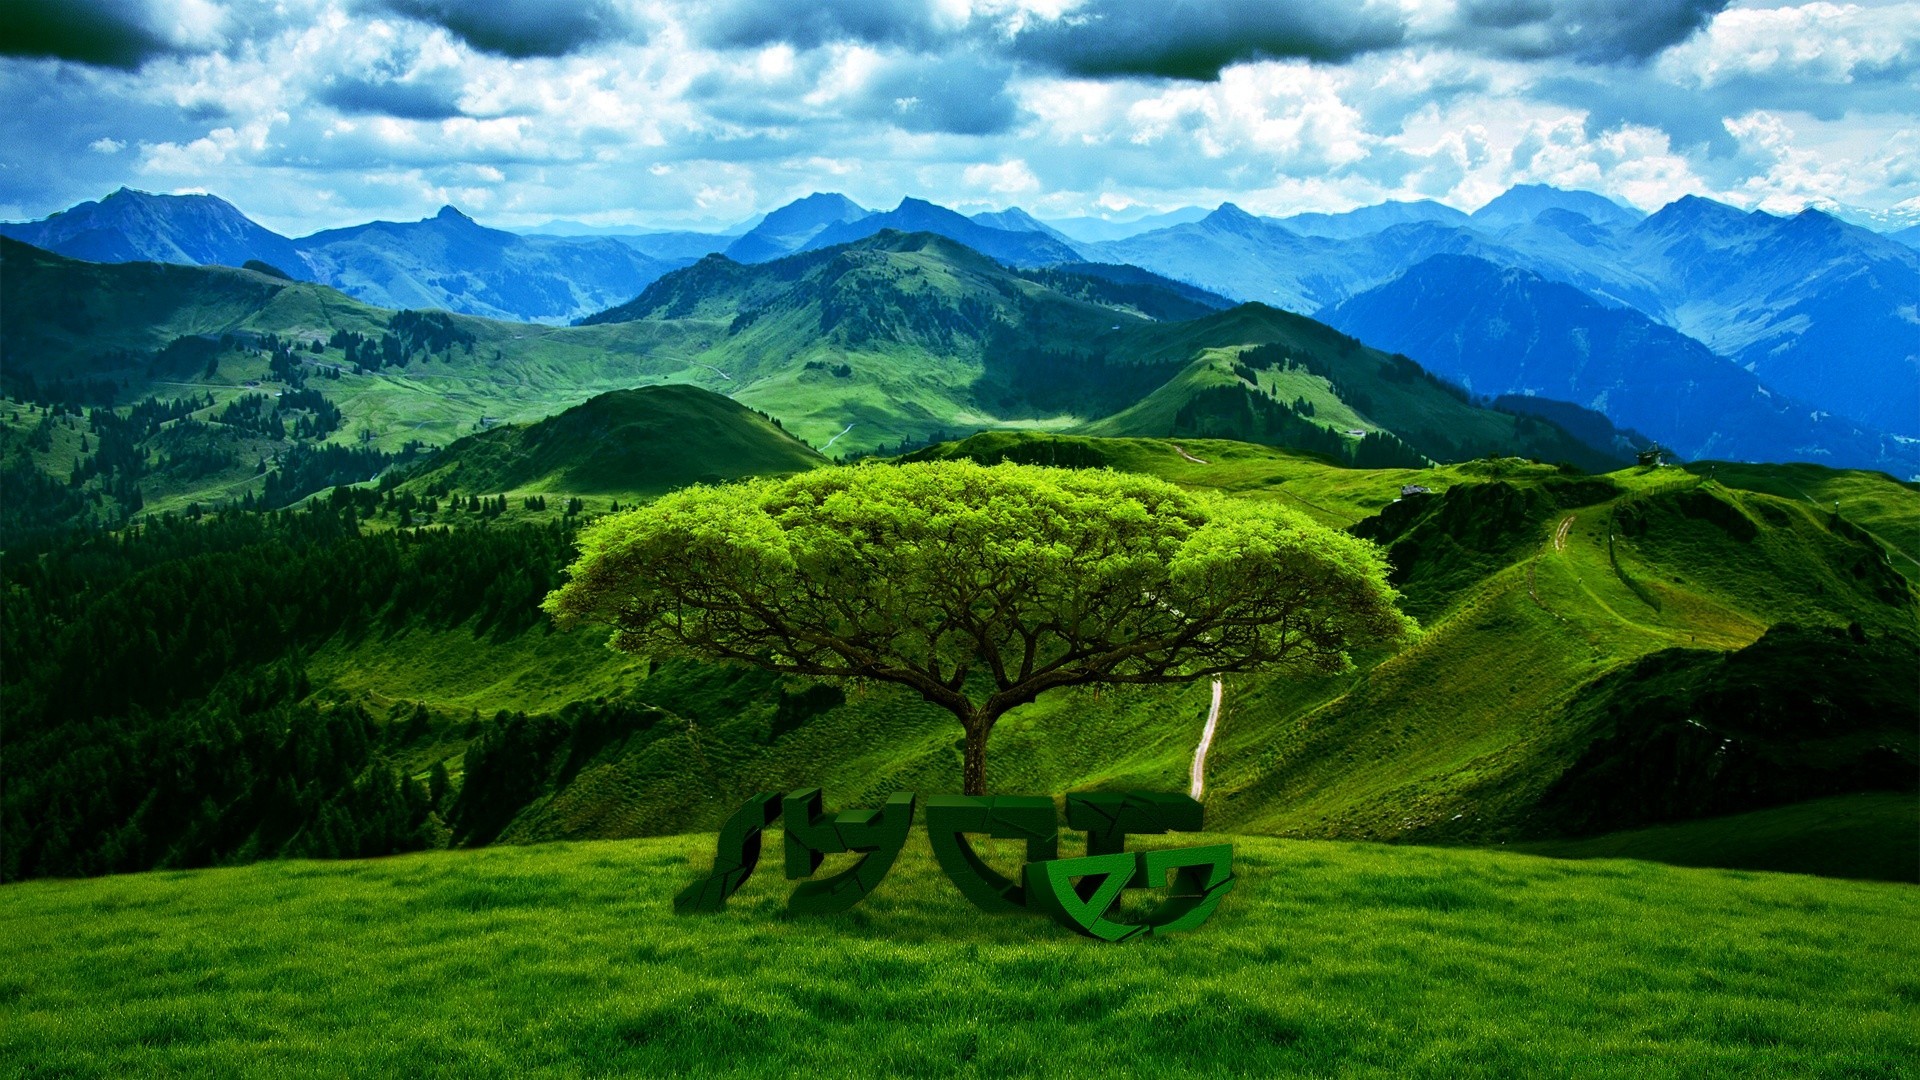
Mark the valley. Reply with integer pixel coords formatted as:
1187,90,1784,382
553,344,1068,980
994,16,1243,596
6,6,1917,1072
3,215,1913,893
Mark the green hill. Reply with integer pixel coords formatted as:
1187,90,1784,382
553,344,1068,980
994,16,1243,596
1080,331,1626,472
2,233,1618,537
398,385,824,498
3,834,1916,1077
8,434,1910,886
578,231,1626,464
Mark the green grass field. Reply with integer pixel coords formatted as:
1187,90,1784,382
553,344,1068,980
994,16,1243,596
4,833,1916,1077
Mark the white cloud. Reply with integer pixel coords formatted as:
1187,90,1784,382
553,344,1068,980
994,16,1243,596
963,158,1040,193
1723,108,1920,211
0,0,1913,232
1661,2,1920,86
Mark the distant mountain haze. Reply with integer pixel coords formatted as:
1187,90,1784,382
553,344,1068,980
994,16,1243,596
1618,199,1920,438
1041,206,1211,244
1322,255,1919,477
1279,199,1471,239
968,207,1075,243
722,192,871,263
294,205,685,324
797,197,1084,266
0,188,307,273
8,182,1913,460
0,192,687,324
1469,184,1646,232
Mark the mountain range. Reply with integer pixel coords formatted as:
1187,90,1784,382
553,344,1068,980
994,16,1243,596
4,199,1916,898
0,189,687,324
1077,189,1920,443
2,225,1635,545
6,182,1917,475
1321,255,1913,473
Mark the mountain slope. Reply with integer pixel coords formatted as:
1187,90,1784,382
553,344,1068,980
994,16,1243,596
1470,184,1645,232
2,192,690,325
1279,199,1470,239
0,188,308,273
400,385,825,496
800,197,1084,266
1076,305,1627,472
723,193,871,263
1321,254,1920,477
577,230,1619,462
295,206,683,324
969,206,1074,242
1621,201,1920,437
0,236,384,384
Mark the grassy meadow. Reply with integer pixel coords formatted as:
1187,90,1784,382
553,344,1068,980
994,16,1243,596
4,831,1918,1078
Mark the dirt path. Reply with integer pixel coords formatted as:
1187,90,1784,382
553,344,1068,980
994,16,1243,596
821,423,854,450
1189,679,1224,800
1170,443,1209,465
1554,514,1575,551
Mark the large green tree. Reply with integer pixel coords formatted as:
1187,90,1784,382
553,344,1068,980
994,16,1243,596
543,461,1415,794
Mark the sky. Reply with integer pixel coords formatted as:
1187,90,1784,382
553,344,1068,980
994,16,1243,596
2,0,1917,235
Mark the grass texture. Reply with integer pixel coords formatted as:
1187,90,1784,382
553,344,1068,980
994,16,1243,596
4,831,1918,1078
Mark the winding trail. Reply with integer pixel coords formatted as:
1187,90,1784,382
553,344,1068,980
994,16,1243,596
1554,514,1576,551
1170,443,1210,465
821,423,854,450
1189,679,1224,800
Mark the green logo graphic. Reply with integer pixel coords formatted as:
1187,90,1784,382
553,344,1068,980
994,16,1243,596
677,790,1234,940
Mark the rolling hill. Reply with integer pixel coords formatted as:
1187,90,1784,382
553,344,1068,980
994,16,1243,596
578,230,1623,464
399,385,825,496
10,418,1909,889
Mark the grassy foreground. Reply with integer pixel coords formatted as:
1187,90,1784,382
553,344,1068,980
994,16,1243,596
4,833,1917,1077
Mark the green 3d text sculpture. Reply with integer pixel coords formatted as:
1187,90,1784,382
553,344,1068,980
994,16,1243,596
675,790,1234,941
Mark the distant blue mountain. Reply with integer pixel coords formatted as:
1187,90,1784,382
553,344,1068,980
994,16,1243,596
1892,224,1920,249
1322,254,1918,476
968,207,1074,243
2,192,687,323
1085,203,1510,310
517,222,734,261
292,206,685,324
0,188,307,274
1620,200,1920,437
1040,206,1210,244
723,193,871,263
606,232,732,261
1470,184,1645,232
799,197,1083,266
1279,200,1470,239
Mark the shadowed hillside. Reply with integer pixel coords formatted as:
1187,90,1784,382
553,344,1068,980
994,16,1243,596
400,385,825,496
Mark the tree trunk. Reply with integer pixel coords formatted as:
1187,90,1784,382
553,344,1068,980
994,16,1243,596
962,722,990,796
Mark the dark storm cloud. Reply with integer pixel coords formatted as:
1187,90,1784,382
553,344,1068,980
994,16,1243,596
1532,72,1737,155
1008,0,1406,79
1452,0,1729,63
372,0,636,59
692,0,947,50
0,0,179,69
318,74,467,120
861,53,1017,135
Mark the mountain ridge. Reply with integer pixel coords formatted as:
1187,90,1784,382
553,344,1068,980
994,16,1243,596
1322,253,1920,477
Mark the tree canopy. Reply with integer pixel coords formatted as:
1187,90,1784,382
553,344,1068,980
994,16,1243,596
543,460,1416,793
